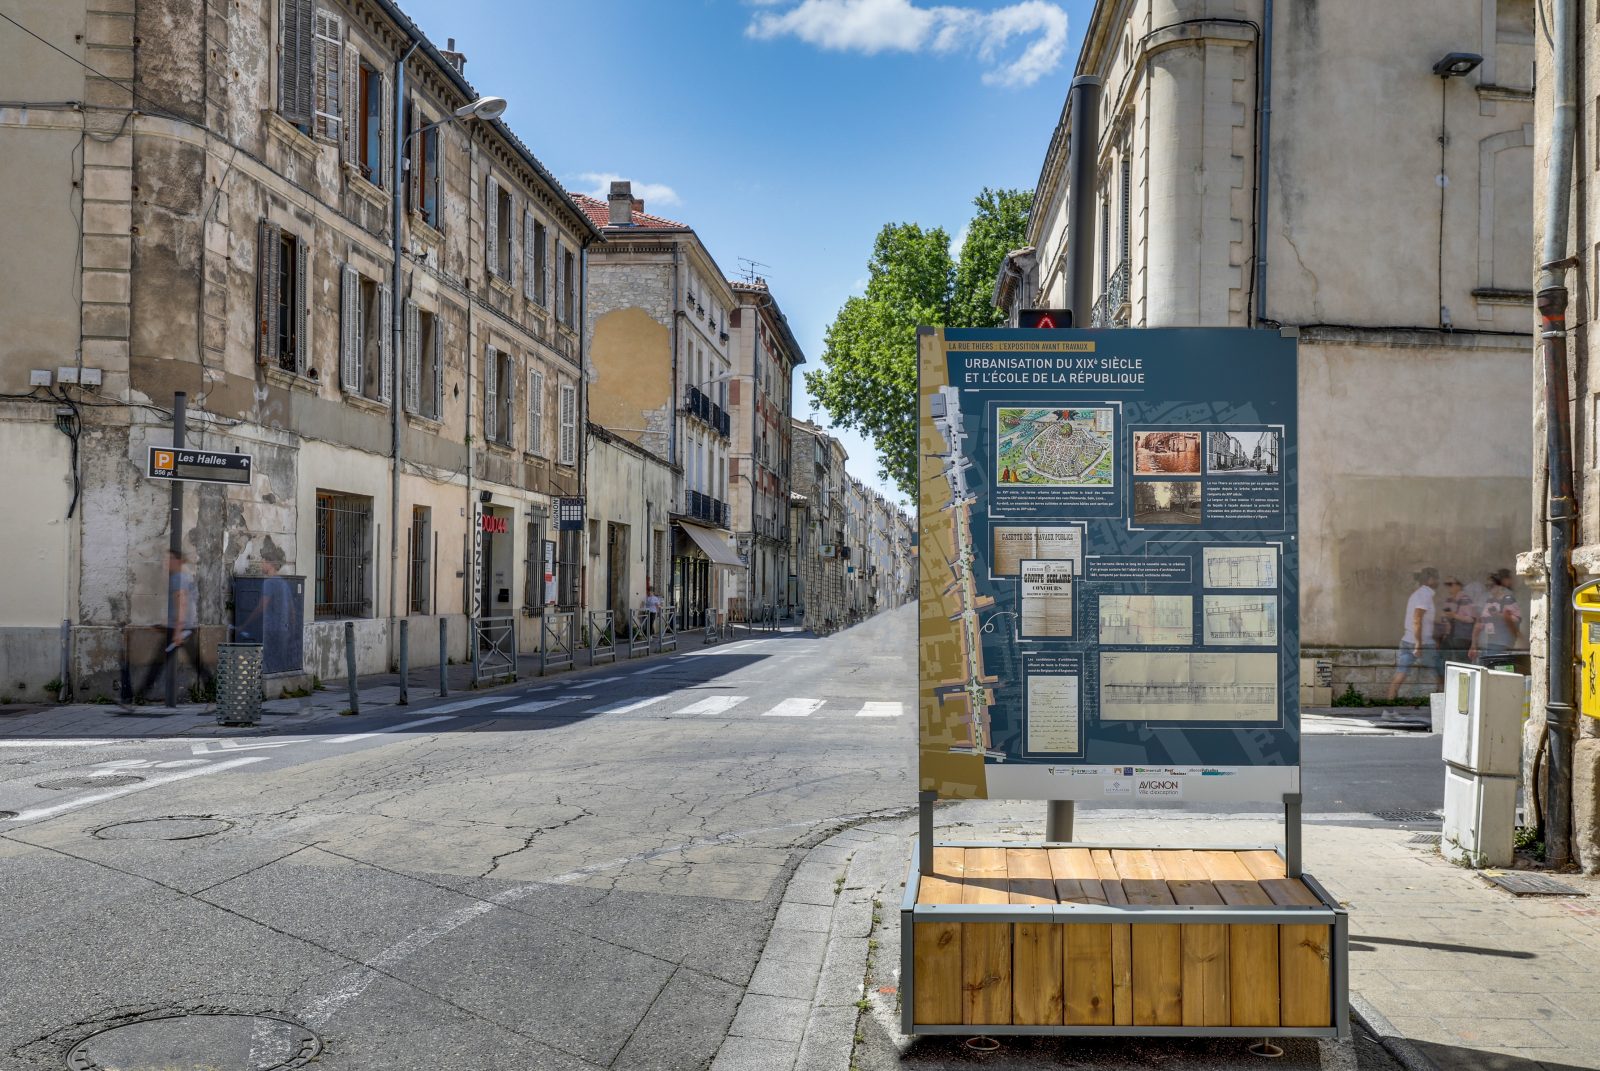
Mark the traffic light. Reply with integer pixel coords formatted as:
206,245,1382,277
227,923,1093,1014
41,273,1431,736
1018,309,1073,329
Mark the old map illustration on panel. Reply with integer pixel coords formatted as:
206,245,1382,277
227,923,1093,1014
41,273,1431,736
996,408,1114,486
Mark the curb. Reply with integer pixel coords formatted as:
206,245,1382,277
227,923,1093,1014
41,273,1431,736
1349,992,1439,1071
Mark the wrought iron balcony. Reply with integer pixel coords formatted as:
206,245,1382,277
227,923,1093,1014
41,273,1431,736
1090,260,1131,327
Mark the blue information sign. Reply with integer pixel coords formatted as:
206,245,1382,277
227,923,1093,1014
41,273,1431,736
917,327,1299,803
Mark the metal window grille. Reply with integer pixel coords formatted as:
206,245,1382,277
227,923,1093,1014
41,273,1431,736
315,492,372,618
408,506,430,614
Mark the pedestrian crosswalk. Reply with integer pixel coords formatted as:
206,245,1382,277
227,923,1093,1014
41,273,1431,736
575,694,905,720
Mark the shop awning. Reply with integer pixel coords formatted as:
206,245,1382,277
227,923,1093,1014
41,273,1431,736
678,522,744,569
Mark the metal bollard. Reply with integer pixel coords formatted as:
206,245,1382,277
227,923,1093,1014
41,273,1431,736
438,618,448,697
397,619,409,706
344,620,360,715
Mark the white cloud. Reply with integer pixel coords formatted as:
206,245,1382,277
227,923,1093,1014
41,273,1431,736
746,0,1068,88
571,172,682,209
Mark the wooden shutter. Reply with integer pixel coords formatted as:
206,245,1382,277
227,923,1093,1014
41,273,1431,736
256,221,282,367
312,12,342,141
484,344,498,442
279,0,314,125
292,234,308,373
485,175,500,278
552,239,563,321
403,298,420,413
502,353,514,446
527,369,544,455
431,314,443,417
559,382,577,466
522,212,535,300
506,193,517,290
342,45,360,162
340,264,361,391
535,221,547,306
409,105,423,215
378,282,393,405
379,73,393,192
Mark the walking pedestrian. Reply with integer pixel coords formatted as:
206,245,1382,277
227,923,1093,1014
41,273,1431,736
1386,566,1440,702
1436,575,1476,666
124,550,214,708
1469,568,1523,668
643,585,663,635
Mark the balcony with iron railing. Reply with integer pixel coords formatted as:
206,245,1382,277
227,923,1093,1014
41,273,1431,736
681,489,731,528
1091,260,1131,327
682,385,730,439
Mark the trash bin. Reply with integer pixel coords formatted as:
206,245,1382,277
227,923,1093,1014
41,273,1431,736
215,643,264,726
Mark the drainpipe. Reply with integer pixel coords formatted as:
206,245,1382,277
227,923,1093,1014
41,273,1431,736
1538,0,1579,870
1253,0,1274,323
389,40,421,667
1064,76,1102,326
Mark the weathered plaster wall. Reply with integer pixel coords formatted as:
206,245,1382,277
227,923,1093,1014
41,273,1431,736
585,430,675,619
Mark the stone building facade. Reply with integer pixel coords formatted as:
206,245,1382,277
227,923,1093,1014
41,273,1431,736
727,279,804,620
789,419,851,630
579,182,741,629
0,0,597,697
1002,0,1536,696
583,423,675,628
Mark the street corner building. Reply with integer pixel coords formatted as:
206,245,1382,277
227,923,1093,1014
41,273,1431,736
0,0,600,698
995,0,1537,700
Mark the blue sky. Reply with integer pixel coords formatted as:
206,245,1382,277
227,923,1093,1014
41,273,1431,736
397,0,1092,506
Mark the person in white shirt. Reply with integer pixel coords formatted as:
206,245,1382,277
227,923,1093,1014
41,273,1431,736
1386,566,1440,701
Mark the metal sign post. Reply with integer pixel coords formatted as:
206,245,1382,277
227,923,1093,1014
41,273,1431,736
164,392,185,708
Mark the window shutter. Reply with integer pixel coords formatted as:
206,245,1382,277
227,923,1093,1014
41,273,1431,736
559,382,577,466
378,282,393,405
484,345,499,442
403,299,420,413
342,45,360,162
409,106,423,215
502,353,514,446
528,369,544,455
535,222,547,306
553,239,563,321
293,235,308,373
431,314,443,417
340,264,361,390
279,0,314,125
506,193,517,290
379,73,393,192
522,212,535,300
256,221,281,367
485,175,500,278
312,12,342,141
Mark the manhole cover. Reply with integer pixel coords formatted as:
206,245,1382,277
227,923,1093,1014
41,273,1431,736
38,775,144,790
91,817,233,842
66,1013,321,1070
1372,810,1442,823
0,810,16,821
1483,872,1588,897
1408,832,1441,846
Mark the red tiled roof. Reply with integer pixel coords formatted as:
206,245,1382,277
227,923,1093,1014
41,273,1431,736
571,193,687,231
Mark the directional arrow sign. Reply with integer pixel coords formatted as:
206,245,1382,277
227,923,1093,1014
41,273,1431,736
148,447,253,485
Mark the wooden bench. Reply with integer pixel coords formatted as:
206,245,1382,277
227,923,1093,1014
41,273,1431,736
901,844,1347,1037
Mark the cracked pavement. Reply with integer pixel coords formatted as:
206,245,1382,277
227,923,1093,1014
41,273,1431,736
0,610,917,1070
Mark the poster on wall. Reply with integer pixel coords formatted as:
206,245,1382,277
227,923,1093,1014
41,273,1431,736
917,326,1299,802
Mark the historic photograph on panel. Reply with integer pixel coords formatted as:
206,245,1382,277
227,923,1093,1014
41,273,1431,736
1133,480,1202,524
1097,595,1194,646
1203,595,1279,646
992,525,1083,576
1207,430,1280,474
996,408,1114,486
1203,545,1279,589
1020,559,1074,637
1025,675,1082,753
1133,430,1202,475
1099,651,1278,722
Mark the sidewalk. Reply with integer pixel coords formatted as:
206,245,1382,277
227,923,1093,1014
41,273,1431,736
0,621,801,741
717,801,1600,1071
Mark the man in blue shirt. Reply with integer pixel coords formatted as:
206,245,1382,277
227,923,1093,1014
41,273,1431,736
126,550,214,707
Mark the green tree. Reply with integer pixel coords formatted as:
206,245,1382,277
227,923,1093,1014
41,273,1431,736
807,188,1033,498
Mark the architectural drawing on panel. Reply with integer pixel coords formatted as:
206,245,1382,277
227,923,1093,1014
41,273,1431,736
1203,546,1278,588
1203,595,1278,646
1100,651,1278,722
1097,595,1193,646
996,408,1114,486
1207,430,1279,475
993,525,1083,576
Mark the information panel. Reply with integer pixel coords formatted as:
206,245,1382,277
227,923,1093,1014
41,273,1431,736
917,327,1298,803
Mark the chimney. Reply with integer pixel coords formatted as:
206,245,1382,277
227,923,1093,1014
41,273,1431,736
440,37,467,75
631,197,644,215
608,181,634,226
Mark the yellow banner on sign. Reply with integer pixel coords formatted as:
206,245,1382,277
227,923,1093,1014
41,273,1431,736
944,341,1095,352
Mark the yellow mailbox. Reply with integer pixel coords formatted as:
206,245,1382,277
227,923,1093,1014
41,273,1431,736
1573,579,1600,719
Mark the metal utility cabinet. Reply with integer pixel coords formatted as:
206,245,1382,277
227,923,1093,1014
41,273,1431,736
1441,661,1524,867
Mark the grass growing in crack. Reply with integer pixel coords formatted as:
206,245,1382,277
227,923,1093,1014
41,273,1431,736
855,998,870,1010
833,873,846,897
868,939,879,950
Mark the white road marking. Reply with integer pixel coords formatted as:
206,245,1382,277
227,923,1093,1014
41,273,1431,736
495,696,593,714
190,739,294,754
583,696,668,715
581,676,623,686
0,739,121,748
1,756,269,824
323,715,458,744
673,696,748,716
629,663,672,675
763,698,824,718
416,695,510,715
93,758,209,770
855,701,904,718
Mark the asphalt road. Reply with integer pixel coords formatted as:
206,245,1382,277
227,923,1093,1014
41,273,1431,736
0,607,1448,1070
